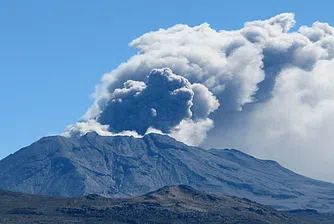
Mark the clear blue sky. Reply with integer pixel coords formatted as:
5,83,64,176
1,0,333,159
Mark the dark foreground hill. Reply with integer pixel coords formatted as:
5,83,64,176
1,132,334,212
0,185,305,224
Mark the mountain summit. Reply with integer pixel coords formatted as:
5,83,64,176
1,132,334,212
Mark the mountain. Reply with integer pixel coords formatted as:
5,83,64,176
1,132,334,212
0,185,306,224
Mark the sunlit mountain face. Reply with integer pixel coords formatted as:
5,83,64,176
1,132,334,213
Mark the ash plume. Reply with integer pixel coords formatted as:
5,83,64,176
64,13,334,182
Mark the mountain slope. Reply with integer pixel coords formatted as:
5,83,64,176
1,132,334,212
0,185,305,224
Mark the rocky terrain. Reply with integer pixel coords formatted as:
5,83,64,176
0,185,306,224
1,132,334,212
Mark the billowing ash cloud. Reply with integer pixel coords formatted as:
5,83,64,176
97,68,218,135
65,68,219,142
64,13,334,182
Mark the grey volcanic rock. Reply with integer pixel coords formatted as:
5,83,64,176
0,185,305,224
1,132,334,212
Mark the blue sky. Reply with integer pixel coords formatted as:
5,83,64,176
1,0,333,159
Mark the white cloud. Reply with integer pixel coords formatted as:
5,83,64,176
170,118,214,146
230,59,334,181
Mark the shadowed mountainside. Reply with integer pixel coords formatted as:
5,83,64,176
1,132,334,212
